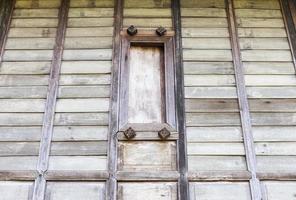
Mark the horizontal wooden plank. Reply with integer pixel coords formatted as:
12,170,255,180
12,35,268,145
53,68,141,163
234,0,280,9
59,75,111,85
235,9,282,18
55,98,109,112
0,126,108,142
187,127,243,142
241,50,292,61
13,8,59,18
186,113,241,126
124,0,171,8
0,62,50,75
262,181,296,200
239,38,290,50
0,156,37,170
68,8,114,17
0,181,33,200
245,75,296,86
0,114,43,126
236,18,284,28
183,50,233,61
184,75,235,86
3,50,54,61
15,0,61,8
181,8,226,17
0,86,47,99
64,37,112,49
46,182,105,200
185,87,237,98
61,61,111,74
0,99,45,112
182,28,229,37
70,0,114,8
117,171,179,181
68,18,113,27
251,113,296,125
188,143,245,155
257,156,296,171
253,126,296,142
6,38,55,50
118,182,177,200
243,62,295,75
182,18,228,28
58,86,110,98
183,62,234,75
124,8,171,17
66,27,113,37
0,127,41,142
247,87,296,98
255,143,296,156
48,156,107,170
249,99,296,112
188,171,251,181
123,18,172,28
188,156,247,171
238,28,287,37
0,75,49,86
54,113,109,126
181,0,225,8
8,28,57,38
10,19,59,28
183,38,231,49
118,142,176,171
190,182,251,200
185,99,239,112
62,49,112,60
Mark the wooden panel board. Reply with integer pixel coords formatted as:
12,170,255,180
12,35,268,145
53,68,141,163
46,182,105,200
0,156,37,170
251,113,296,126
0,113,43,126
70,0,114,8
183,50,233,61
188,143,245,155
185,87,237,98
118,142,176,171
54,113,109,126
183,62,234,75
124,8,171,17
184,75,235,86
181,0,225,8
188,156,247,171
236,18,284,28
124,0,171,8
123,18,172,28
118,182,177,200
182,28,229,38
55,98,109,112
62,49,112,60
3,50,54,61
262,181,296,200
189,182,251,200
257,156,296,171
182,18,228,28
0,181,33,200
233,0,280,9
67,18,113,27
0,99,45,112
239,38,290,50
253,126,296,142
245,75,296,86
10,19,59,28
0,127,42,142
48,156,107,170
66,27,113,37
0,62,51,75
0,75,49,86
61,61,111,74
241,50,292,61
8,28,57,38
246,87,296,98
185,99,239,112
186,113,241,126
238,28,287,38
181,8,226,17
183,38,231,49
58,86,110,98
249,99,296,112
64,37,112,49
243,62,295,75
6,38,56,50
13,9,59,18
68,8,113,17
59,75,110,85
15,0,61,8
255,142,296,156
0,86,47,98
235,9,282,18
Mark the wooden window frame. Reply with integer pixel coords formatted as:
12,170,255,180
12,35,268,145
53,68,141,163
118,32,177,132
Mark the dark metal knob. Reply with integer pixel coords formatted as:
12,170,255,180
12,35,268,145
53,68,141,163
127,25,138,36
123,127,136,140
156,27,167,36
158,128,171,140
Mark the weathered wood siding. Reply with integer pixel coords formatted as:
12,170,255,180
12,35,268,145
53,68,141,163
234,0,296,173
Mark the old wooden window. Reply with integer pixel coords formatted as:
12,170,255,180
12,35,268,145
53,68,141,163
118,33,176,132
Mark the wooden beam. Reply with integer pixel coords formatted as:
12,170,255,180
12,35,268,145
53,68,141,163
32,0,70,200
280,0,296,74
172,0,189,200
0,0,15,63
225,0,263,200
107,0,123,199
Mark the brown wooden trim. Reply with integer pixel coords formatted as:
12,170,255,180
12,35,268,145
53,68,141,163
107,0,123,199
225,0,262,199
32,0,70,199
280,0,296,74
0,0,15,63
188,171,252,181
118,34,177,132
172,0,189,199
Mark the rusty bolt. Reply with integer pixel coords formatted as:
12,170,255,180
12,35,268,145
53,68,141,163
127,25,138,36
123,127,136,140
158,128,171,140
156,26,167,36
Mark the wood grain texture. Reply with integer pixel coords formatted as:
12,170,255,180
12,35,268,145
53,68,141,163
226,0,262,199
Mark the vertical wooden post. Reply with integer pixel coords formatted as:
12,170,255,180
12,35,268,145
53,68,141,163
32,0,69,199
107,0,123,199
280,0,296,74
0,0,15,63
172,0,189,199
225,0,262,200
